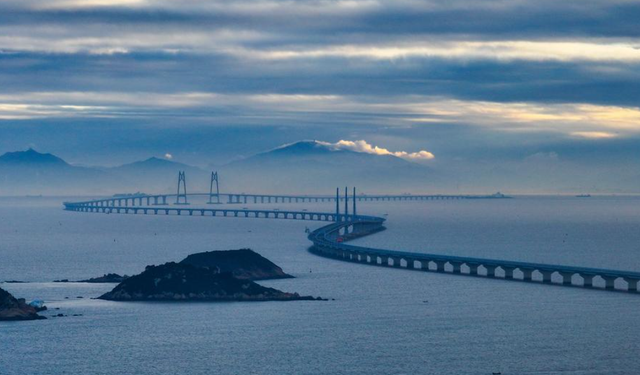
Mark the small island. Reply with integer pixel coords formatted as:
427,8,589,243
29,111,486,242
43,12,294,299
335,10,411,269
79,273,129,283
180,249,293,280
98,262,319,302
0,287,46,321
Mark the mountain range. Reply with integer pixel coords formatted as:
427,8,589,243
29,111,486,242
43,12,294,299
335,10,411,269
0,141,439,196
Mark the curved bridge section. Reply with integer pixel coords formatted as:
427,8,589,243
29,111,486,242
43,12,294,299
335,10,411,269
309,218,640,294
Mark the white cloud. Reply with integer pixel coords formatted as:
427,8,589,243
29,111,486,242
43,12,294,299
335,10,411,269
164,153,173,159
320,139,435,161
230,41,640,63
571,131,618,139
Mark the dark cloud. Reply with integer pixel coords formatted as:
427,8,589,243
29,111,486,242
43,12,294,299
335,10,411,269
0,0,639,192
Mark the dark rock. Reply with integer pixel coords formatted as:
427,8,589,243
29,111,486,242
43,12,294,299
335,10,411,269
98,262,319,302
3,280,26,284
79,273,129,283
180,249,293,280
0,287,46,321
53,279,69,283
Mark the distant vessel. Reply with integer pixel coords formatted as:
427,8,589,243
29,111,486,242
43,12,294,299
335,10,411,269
576,194,592,198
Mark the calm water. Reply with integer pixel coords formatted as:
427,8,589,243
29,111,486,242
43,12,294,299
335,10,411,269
1,196,640,375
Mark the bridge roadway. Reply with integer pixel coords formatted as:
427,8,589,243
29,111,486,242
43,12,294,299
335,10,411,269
309,219,640,293
64,201,363,222
67,192,507,208
64,195,640,294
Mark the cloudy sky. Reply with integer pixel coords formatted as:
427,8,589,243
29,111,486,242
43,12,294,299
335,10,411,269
1,0,639,192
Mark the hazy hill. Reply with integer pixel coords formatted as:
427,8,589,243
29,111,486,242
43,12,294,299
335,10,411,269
219,140,441,193
109,157,207,192
0,150,205,196
0,149,113,196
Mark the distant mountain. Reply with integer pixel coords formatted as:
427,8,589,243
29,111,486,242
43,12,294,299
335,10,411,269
0,148,70,168
219,140,441,193
112,157,197,173
0,149,112,195
0,150,206,196
109,157,207,191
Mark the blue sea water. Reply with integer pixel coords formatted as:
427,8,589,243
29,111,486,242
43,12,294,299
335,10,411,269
1,196,640,375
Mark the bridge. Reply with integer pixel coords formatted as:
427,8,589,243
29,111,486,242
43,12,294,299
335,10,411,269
62,173,640,294
67,192,508,208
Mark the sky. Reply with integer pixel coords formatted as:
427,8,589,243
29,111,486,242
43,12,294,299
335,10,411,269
0,0,639,192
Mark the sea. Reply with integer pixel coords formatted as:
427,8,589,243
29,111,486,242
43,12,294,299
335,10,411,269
1,196,640,375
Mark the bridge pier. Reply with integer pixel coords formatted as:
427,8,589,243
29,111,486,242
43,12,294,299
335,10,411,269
602,276,617,290
406,259,415,269
485,265,497,278
559,272,574,286
581,274,594,287
434,260,446,273
502,266,515,279
521,268,533,281
540,270,554,283
468,264,479,276
451,262,462,274
624,278,638,292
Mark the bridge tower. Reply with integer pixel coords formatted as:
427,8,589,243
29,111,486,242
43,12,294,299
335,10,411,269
175,171,189,205
353,187,357,216
344,187,349,217
335,187,340,221
207,171,221,204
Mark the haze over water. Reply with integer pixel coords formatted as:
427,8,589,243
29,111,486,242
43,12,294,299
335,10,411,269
2,196,640,375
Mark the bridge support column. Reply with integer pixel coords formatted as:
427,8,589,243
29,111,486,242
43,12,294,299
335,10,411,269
581,274,594,288
521,269,533,281
503,267,515,280
392,257,402,268
485,265,497,278
541,270,553,283
360,254,368,263
406,259,415,269
602,276,617,290
468,264,479,276
621,277,638,292
451,262,462,274
624,278,638,292
380,257,389,266
434,261,446,273
559,272,574,286
421,260,430,271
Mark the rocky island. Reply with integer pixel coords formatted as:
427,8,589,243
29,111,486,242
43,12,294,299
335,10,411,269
99,262,319,302
180,249,293,280
79,273,129,283
0,287,46,321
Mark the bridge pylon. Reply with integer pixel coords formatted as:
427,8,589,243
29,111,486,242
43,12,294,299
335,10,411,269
353,187,357,216
344,186,349,217
335,187,340,221
207,171,221,204
175,171,189,205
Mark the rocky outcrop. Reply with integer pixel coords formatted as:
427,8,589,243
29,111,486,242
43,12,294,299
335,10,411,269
0,287,46,321
98,262,319,302
79,273,129,283
179,249,293,280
